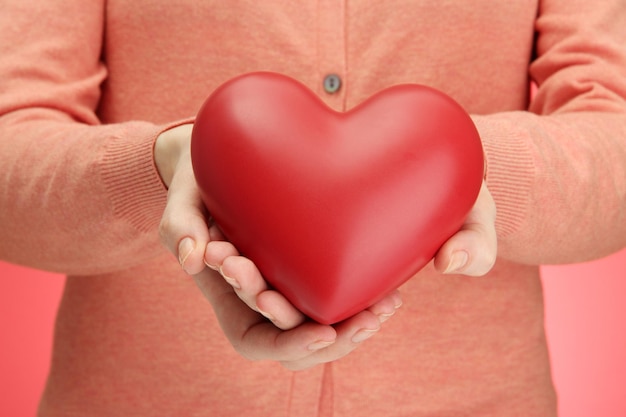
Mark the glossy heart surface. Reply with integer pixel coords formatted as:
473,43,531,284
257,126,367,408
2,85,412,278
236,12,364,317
191,72,483,324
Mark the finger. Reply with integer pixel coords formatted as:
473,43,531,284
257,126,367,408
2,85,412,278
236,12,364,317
220,255,267,304
238,320,337,363
159,158,210,275
256,290,308,330
193,269,337,363
434,182,497,276
221,256,307,330
204,240,239,270
192,265,233,303
365,289,403,323
280,308,382,371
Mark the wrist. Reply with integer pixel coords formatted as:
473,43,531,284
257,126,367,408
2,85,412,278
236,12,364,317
154,123,194,188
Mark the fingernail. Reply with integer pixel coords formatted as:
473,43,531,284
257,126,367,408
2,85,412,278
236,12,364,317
219,267,241,289
444,251,469,274
257,308,275,322
307,340,335,351
204,260,219,271
178,238,195,273
378,312,395,323
351,328,379,343
391,294,403,309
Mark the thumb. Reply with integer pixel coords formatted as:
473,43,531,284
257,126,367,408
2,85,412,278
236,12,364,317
433,182,497,276
158,155,211,275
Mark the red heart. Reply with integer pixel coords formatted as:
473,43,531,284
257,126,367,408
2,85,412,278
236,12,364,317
191,72,483,324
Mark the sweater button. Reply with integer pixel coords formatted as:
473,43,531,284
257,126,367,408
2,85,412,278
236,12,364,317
323,74,342,94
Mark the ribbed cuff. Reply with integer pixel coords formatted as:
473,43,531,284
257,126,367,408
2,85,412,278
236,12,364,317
100,119,194,233
472,114,535,238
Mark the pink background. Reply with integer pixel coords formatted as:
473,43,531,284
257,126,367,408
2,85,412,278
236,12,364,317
1,252,625,416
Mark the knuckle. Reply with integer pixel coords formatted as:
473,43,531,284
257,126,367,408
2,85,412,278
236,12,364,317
230,336,273,363
232,343,258,361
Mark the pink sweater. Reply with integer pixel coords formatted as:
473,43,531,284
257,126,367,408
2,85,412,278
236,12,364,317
2,1,626,416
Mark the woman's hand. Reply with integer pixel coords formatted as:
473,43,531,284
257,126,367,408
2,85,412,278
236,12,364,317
201,231,402,370
433,182,497,276
154,124,402,370
155,123,212,275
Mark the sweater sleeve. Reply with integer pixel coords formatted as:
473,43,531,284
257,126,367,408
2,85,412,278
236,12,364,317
476,0,626,265
0,1,185,275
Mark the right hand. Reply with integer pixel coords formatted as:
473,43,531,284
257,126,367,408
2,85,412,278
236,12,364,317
154,124,402,370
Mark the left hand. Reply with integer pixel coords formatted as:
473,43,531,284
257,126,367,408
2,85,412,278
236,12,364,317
201,234,402,370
